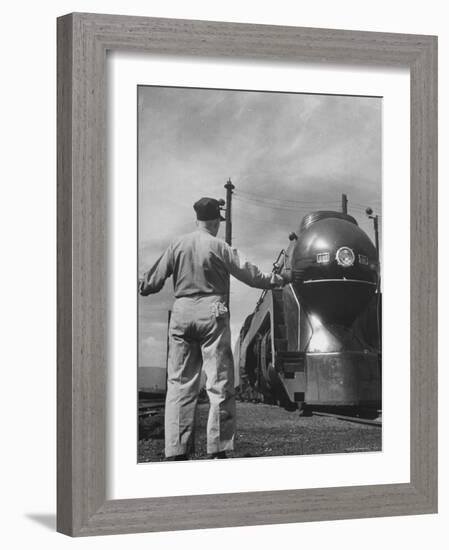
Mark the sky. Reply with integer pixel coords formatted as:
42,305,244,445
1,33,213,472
138,86,382,370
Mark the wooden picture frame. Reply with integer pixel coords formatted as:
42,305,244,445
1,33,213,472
57,12,437,536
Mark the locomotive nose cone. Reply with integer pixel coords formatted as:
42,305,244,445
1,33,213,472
299,279,376,326
291,214,378,326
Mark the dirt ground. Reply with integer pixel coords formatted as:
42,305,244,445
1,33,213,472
138,401,381,462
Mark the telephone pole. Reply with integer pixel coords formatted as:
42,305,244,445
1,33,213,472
223,178,235,309
366,207,380,262
341,193,348,214
224,178,235,245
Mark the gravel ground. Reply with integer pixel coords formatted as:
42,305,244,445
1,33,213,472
138,401,381,462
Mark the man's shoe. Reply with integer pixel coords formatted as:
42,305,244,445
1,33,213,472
210,451,227,459
167,453,189,461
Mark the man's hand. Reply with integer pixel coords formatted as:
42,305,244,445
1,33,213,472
138,277,149,296
270,273,285,288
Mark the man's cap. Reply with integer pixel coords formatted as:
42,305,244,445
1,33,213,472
193,197,225,221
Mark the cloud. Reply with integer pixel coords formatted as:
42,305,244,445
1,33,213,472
139,322,169,367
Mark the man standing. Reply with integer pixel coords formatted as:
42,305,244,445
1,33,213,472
139,197,283,460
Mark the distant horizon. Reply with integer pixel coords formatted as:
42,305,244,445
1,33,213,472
138,366,167,392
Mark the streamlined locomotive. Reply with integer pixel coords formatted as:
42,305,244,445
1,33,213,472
234,210,381,413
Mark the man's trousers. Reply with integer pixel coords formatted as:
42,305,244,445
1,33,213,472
164,294,236,458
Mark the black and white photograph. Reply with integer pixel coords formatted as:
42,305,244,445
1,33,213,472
1,0,442,543
137,85,382,462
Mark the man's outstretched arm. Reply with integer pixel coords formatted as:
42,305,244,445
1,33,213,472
139,246,173,296
221,243,283,289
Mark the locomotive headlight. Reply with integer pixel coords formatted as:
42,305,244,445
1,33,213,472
336,246,355,267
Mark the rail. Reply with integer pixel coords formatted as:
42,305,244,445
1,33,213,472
312,410,382,427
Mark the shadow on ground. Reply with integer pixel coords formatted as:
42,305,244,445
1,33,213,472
25,514,56,531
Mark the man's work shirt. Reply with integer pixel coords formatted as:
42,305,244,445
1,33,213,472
140,227,273,297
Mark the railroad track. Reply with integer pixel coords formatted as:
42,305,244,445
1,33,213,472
138,398,382,427
138,399,165,417
312,410,382,427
